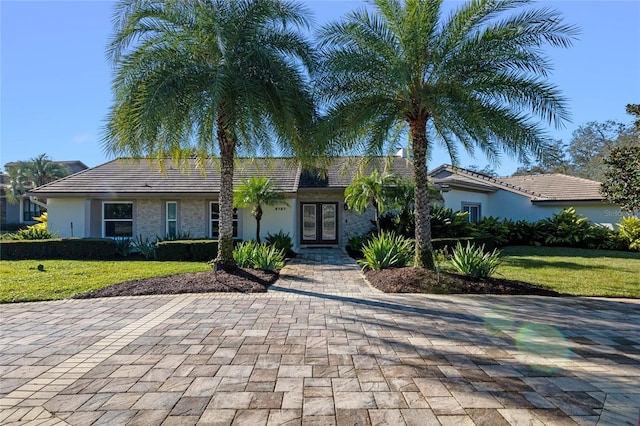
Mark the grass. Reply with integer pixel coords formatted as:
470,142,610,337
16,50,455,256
497,246,640,298
0,260,209,303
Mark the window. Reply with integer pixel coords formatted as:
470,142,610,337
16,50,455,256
22,199,45,222
166,202,178,237
210,202,238,239
103,202,133,237
462,203,481,222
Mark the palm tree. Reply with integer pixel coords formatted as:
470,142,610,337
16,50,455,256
234,176,287,243
344,169,397,231
317,0,577,268
4,154,69,203
103,0,317,269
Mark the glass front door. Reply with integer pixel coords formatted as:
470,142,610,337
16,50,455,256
301,202,338,244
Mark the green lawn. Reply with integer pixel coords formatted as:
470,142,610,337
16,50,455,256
497,246,640,298
0,260,210,303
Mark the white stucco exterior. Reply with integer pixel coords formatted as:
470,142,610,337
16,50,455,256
46,198,87,238
239,197,297,244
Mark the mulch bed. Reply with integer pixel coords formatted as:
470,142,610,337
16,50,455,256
365,267,560,296
73,268,278,299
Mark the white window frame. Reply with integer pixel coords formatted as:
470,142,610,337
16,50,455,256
166,201,178,237
461,202,481,223
210,202,238,239
102,201,134,238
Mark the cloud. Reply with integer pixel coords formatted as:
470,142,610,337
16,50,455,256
72,133,96,145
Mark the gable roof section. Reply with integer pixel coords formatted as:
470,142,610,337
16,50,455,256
30,156,414,197
428,164,604,202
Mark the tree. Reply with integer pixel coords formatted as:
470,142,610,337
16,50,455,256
103,0,317,269
234,176,287,243
512,140,573,175
565,120,637,181
317,0,577,268
344,169,398,231
627,104,640,131
4,154,70,203
601,148,640,214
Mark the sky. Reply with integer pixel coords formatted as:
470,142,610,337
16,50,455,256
1,0,639,177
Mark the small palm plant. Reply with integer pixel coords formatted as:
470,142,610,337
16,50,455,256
234,176,288,243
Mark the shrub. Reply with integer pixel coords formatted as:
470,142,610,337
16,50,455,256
155,240,219,261
233,241,259,268
618,216,640,251
449,242,501,279
265,230,294,257
2,227,57,240
540,208,592,247
429,204,472,238
505,219,546,246
357,231,414,270
0,238,117,260
378,211,414,238
346,233,373,257
431,236,496,252
155,230,192,242
133,235,156,259
472,216,510,247
449,243,500,279
584,225,618,250
251,244,285,271
114,237,132,257
233,241,285,271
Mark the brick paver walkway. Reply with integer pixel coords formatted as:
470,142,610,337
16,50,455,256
1,249,639,425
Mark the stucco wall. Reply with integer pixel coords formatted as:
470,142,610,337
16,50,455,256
442,188,636,229
47,198,86,238
239,197,296,243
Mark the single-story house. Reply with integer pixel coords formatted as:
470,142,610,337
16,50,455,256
1,160,88,228
429,164,635,228
29,157,412,250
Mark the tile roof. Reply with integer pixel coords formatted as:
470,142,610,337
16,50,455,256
500,174,603,201
429,164,604,202
30,157,414,197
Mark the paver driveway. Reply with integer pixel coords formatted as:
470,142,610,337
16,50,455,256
1,249,639,425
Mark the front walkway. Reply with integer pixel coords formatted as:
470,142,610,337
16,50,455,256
1,249,639,425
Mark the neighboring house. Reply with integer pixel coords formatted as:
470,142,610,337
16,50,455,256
1,161,88,228
429,164,634,228
29,157,412,249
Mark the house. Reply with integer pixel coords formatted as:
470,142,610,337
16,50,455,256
428,164,634,228
29,157,412,250
1,161,88,228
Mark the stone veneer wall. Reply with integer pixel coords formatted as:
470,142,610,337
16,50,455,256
181,199,208,238
343,206,375,242
135,199,163,239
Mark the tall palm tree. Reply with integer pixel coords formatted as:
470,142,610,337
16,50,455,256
317,0,577,268
344,169,397,231
4,154,69,203
234,176,287,243
103,0,317,269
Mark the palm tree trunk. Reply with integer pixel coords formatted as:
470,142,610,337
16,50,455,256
215,119,237,270
255,205,263,243
410,118,435,269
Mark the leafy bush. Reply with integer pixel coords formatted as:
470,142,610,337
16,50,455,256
449,242,501,279
431,236,496,252
357,231,414,270
233,241,284,271
584,225,619,250
0,238,117,260
2,227,57,240
155,240,220,261
378,212,414,238
251,244,285,271
233,241,259,268
133,235,156,259
114,237,132,257
346,233,373,257
472,216,510,247
540,208,592,247
155,230,192,242
618,216,640,251
429,204,472,238
265,230,294,257
505,219,546,246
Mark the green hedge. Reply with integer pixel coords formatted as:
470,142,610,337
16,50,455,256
431,236,496,252
155,240,218,261
1,238,117,260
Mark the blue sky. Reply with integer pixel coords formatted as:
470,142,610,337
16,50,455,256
2,1,639,176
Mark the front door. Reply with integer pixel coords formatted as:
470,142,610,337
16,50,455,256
301,202,338,245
